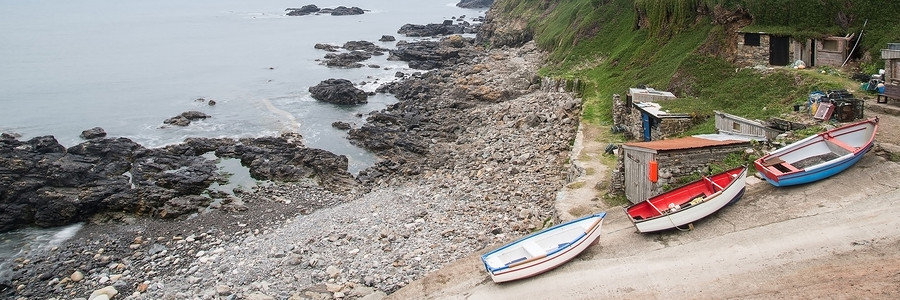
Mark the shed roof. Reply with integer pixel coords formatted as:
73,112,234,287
623,136,749,152
633,101,691,119
629,87,676,102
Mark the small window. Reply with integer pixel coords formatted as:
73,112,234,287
744,33,760,46
822,40,839,51
732,122,742,132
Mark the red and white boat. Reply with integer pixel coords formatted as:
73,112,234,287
625,167,747,233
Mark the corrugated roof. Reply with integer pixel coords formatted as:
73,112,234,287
624,136,750,151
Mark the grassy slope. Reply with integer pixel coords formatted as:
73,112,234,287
492,0,900,131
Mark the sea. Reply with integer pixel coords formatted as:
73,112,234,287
0,0,485,276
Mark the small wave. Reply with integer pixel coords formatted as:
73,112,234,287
261,97,301,133
46,223,84,248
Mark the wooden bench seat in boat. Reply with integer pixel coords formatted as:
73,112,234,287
823,136,857,154
761,157,800,174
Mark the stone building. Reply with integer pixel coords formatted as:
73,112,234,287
613,137,752,204
736,31,854,67
612,89,696,142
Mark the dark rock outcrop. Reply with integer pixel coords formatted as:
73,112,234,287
386,37,478,70
163,111,210,127
308,79,369,105
323,51,372,68
80,127,107,140
457,0,494,8
286,5,320,16
322,6,365,16
332,121,352,130
317,41,387,68
342,41,384,53
286,5,365,16
379,35,396,42
0,132,357,232
315,43,340,52
398,23,467,37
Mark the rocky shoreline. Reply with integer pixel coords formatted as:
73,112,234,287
2,13,577,300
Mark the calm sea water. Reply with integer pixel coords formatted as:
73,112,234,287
0,0,484,271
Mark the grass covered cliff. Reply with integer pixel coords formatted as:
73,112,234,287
483,0,900,131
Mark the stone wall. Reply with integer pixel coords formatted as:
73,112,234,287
541,77,583,95
610,145,626,195
618,107,695,142
653,144,749,189
736,33,771,67
656,118,695,140
610,143,750,198
612,94,625,127
736,33,807,67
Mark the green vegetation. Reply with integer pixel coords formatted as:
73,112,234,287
491,0,900,130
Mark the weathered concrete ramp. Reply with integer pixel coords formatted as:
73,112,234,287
390,153,900,299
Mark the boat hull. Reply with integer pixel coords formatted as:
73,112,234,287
481,212,606,283
757,144,872,186
626,167,748,233
754,118,878,187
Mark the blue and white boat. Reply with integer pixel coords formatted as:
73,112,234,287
480,212,606,283
754,118,878,187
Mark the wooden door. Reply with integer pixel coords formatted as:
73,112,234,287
769,36,790,66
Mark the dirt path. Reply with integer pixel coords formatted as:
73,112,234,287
390,107,900,299
553,123,610,221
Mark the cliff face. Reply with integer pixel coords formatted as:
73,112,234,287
475,0,534,47
475,2,532,48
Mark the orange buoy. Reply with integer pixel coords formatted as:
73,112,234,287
649,160,658,183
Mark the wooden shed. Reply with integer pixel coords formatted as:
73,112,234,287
883,43,900,84
714,111,782,140
621,137,751,204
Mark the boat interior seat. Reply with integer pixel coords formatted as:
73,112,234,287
825,139,855,155
522,241,545,257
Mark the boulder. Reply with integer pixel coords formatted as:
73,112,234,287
315,43,340,52
323,51,372,68
398,23,462,37
80,127,107,140
324,6,365,16
332,121,352,130
163,115,191,126
342,40,383,52
163,111,209,126
379,35,396,42
181,111,210,120
308,79,369,105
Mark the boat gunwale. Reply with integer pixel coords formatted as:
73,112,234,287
754,118,878,184
625,166,747,223
481,212,606,274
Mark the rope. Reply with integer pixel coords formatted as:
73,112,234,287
646,200,692,232
841,19,867,68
